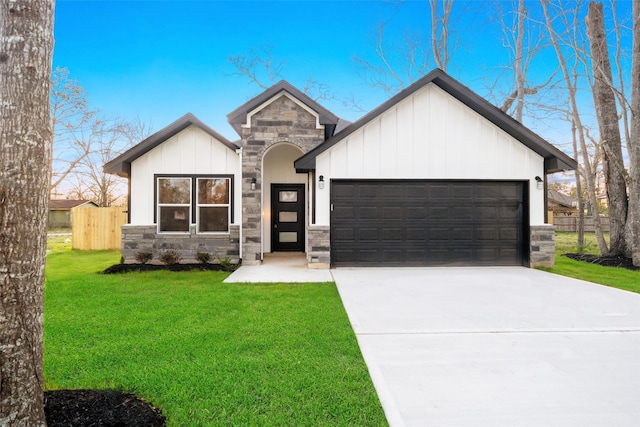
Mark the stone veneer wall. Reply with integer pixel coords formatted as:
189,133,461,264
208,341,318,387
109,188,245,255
530,225,555,268
121,224,240,263
241,95,326,264
307,225,330,269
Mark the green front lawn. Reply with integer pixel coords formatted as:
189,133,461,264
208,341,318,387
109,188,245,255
539,232,640,294
44,251,387,426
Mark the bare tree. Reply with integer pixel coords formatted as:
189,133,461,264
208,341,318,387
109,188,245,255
69,118,147,206
229,44,285,90
492,0,556,123
50,67,97,194
429,0,454,70
354,0,456,95
629,0,640,265
229,45,336,103
541,0,609,254
586,0,629,256
0,0,54,425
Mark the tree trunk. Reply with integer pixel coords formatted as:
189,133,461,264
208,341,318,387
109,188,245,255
629,0,640,266
541,0,608,255
514,0,526,122
586,1,629,257
0,1,55,425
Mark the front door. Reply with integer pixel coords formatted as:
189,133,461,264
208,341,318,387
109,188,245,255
271,184,305,252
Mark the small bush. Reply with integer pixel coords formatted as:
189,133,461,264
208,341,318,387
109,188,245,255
135,251,153,265
216,254,235,272
196,252,211,265
159,249,182,266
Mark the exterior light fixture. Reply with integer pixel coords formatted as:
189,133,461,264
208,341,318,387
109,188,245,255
318,175,325,190
535,176,544,190
251,177,257,191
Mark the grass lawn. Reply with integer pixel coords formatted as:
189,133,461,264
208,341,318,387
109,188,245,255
44,250,387,426
539,232,640,295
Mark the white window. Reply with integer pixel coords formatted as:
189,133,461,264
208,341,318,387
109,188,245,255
157,177,191,233
197,178,230,233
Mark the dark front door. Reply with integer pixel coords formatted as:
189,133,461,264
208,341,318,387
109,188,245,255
271,184,305,252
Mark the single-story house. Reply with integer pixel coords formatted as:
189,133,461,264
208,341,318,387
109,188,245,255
49,199,98,229
548,190,579,216
104,69,576,268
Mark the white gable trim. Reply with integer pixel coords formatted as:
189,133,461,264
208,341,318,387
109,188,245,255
241,91,324,130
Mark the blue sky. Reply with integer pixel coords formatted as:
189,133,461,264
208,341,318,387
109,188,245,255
53,0,632,145
53,0,502,140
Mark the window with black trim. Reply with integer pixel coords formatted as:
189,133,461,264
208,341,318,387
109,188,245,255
157,177,191,232
197,177,230,233
156,175,232,234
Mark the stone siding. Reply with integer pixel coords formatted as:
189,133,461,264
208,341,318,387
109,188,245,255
241,94,325,264
307,225,330,269
121,224,240,264
530,225,555,268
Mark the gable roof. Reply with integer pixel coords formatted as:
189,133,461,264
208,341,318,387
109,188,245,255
104,113,238,178
548,190,578,208
226,80,340,140
49,200,98,210
294,69,577,174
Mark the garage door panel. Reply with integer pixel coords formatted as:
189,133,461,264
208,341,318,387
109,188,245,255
331,180,526,267
429,207,451,220
383,206,404,219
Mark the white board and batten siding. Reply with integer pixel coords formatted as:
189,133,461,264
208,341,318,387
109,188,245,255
130,125,241,225
315,84,546,225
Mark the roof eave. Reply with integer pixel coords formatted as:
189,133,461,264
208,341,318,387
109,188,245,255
295,68,577,173
103,113,237,178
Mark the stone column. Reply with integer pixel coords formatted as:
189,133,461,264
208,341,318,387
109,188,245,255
530,225,555,268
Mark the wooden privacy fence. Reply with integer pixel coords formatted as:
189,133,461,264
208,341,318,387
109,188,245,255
552,215,610,233
72,207,127,250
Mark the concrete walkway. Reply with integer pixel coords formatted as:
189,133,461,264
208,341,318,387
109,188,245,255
333,267,640,427
224,253,333,283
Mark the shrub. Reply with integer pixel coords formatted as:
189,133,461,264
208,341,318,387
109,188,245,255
135,251,153,265
159,249,182,266
196,252,211,265
216,254,235,272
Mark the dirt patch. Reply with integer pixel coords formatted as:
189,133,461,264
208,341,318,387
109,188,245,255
44,389,165,426
563,253,640,270
103,263,236,274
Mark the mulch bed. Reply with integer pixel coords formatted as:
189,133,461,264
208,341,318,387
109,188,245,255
44,389,165,427
563,253,640,270
102,263,235,274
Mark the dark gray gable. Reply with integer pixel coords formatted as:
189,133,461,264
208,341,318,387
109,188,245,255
295,69,577,174
226,80,340,139
104,113,239,178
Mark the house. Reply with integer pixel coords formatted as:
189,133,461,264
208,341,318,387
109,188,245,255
48,199,98,229
547,190,579,217
104,69,576,268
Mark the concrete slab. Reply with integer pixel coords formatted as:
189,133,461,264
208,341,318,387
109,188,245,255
223,253,333,283
333,267,640,427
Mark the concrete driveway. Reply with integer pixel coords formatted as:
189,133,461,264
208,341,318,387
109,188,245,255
332,267,640,427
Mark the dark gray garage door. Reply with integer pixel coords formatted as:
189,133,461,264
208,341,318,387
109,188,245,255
330,180,527,267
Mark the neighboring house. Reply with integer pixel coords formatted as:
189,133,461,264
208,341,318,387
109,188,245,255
547,190,579,216
49,199,98,229
104,69,577,268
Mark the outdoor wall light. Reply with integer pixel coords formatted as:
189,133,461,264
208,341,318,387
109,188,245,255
535,176,544,190
251,177,257,191
318,175,325,190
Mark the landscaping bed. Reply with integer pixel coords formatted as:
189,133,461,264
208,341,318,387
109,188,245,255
102,262,236,274
45,389,165,426
563,253,640,270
